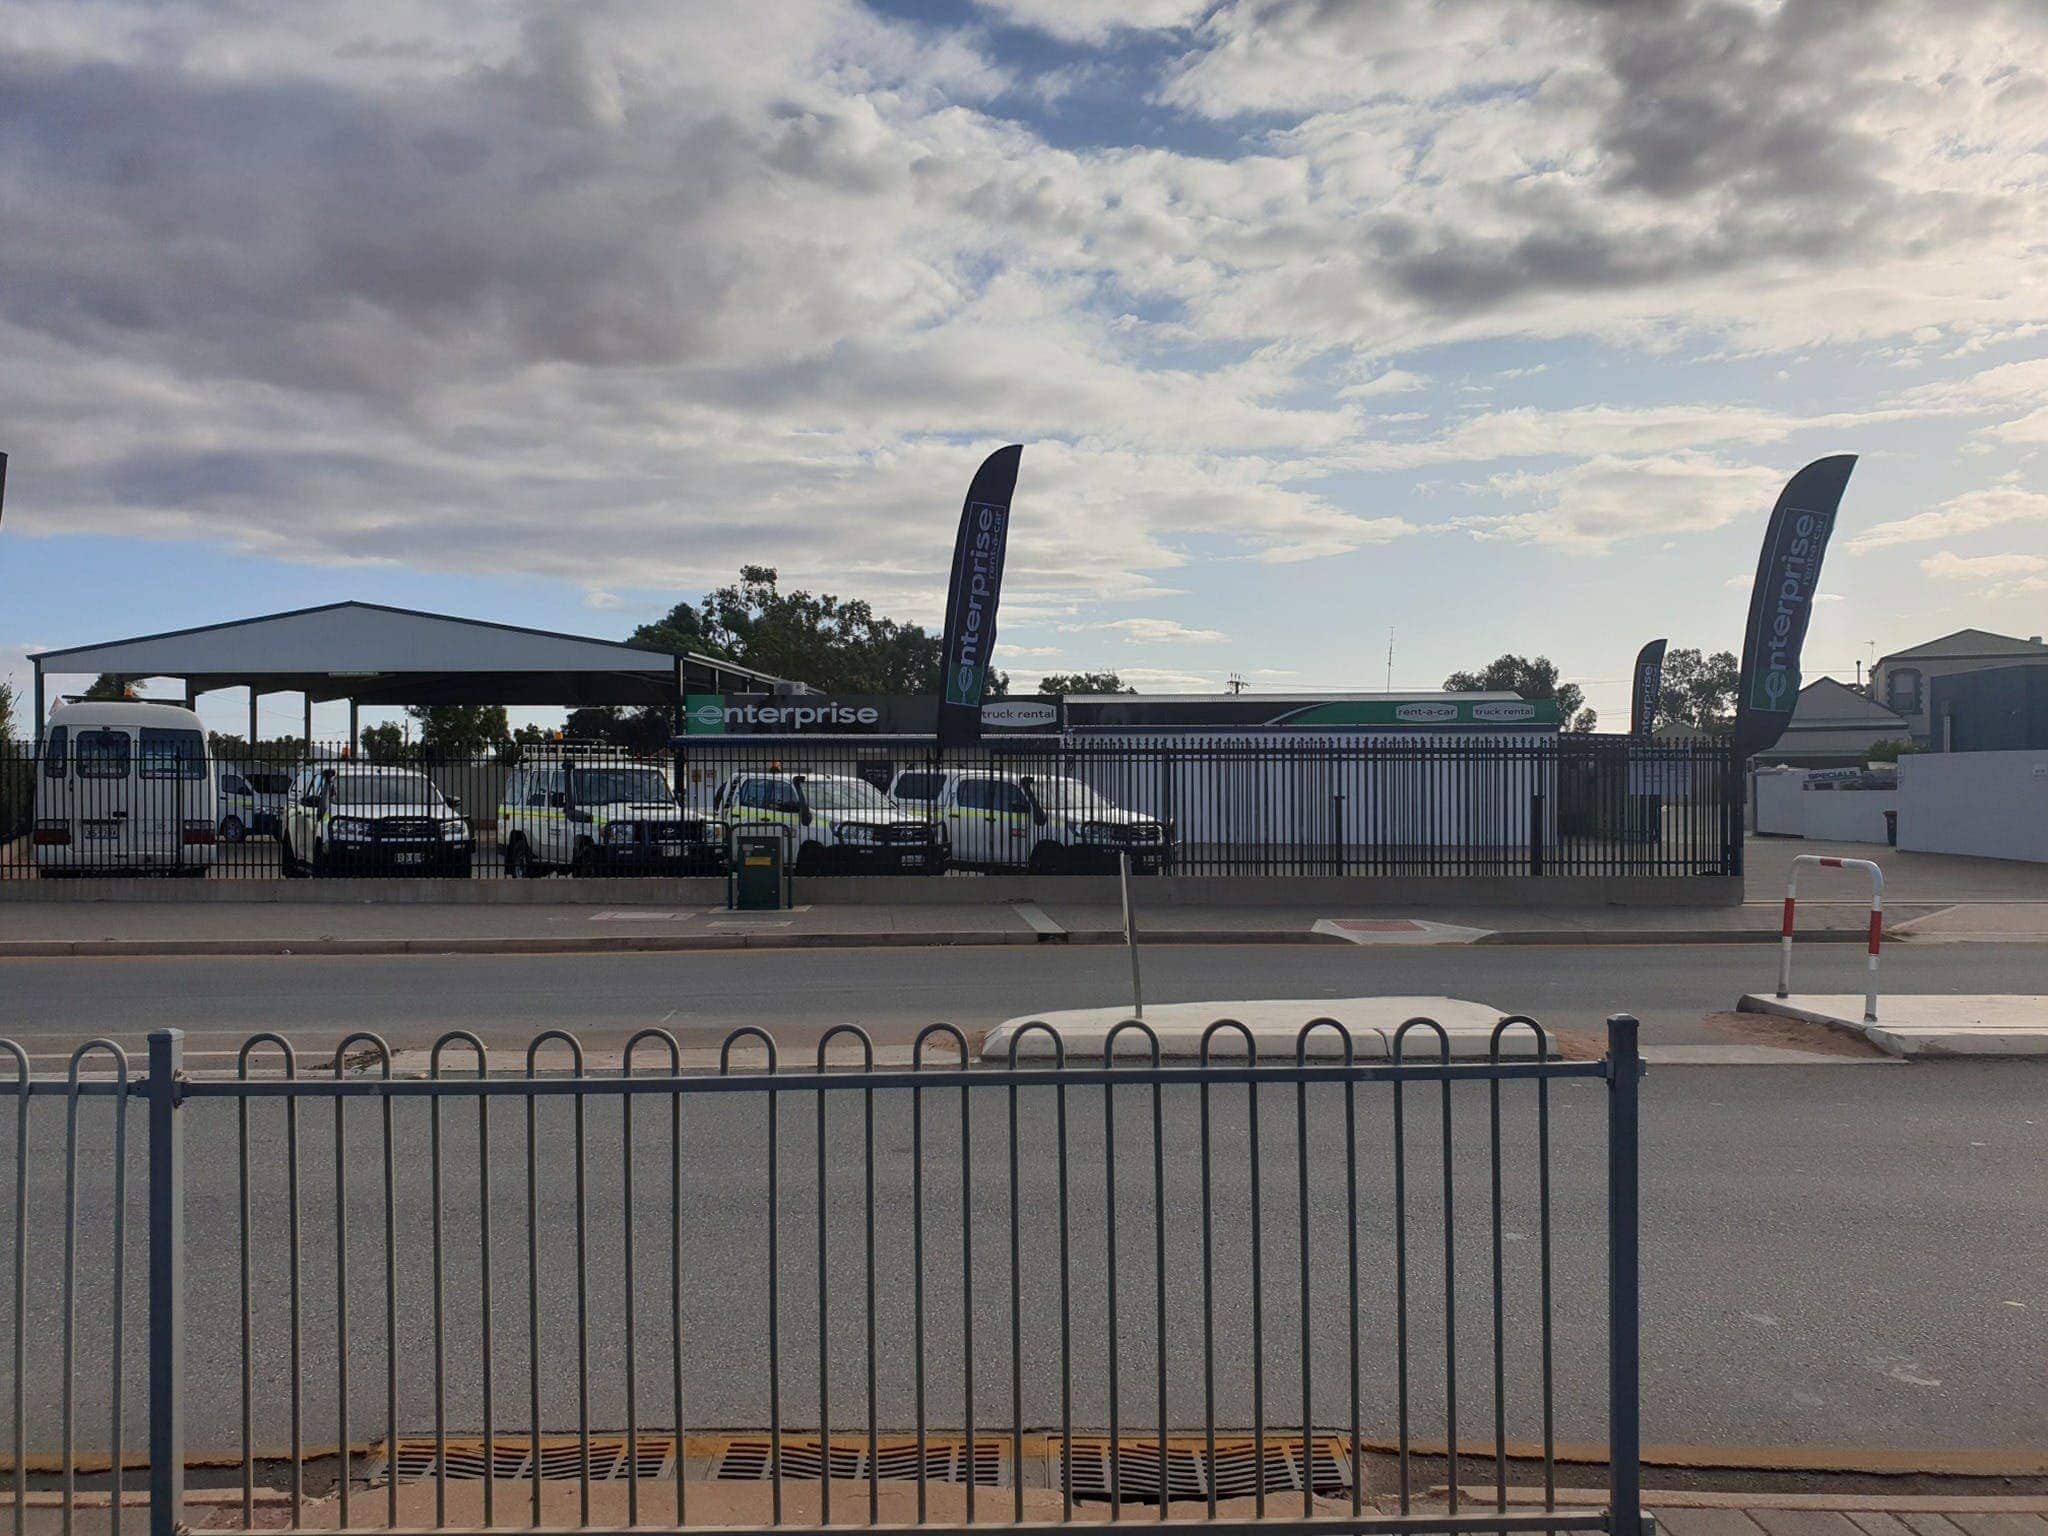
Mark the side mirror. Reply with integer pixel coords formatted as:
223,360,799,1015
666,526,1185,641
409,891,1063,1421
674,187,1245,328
300,795,321,809
548,791,566,808
446,794,463,811
1034,807,1047,826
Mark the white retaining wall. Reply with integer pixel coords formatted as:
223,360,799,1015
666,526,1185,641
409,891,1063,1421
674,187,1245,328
1897,749,2048,863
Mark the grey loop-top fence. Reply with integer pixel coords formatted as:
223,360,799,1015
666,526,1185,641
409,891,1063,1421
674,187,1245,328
2,1016,1648,1536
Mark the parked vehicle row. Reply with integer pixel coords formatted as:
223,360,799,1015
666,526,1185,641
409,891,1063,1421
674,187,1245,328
28,706,1177,878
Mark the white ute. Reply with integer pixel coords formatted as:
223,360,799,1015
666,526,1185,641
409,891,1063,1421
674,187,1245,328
886,768,1173,874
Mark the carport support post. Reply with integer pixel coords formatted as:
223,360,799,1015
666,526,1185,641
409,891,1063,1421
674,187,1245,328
348,699,359,754
248,687,260,748
302,694,313,753
1606,1013,1643,1536
147,1029,185,1536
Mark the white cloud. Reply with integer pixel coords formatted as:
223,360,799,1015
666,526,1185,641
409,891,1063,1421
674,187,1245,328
581,589,624,611
1920,550,2048,580
1848,486,2048,551
1094,618,1229,644
1471,452,1785,551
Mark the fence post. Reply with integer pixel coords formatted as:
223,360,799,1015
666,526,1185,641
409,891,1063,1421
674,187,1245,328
147,1029,185,1536
1528,790,1545,876
1605,1013,1643,1536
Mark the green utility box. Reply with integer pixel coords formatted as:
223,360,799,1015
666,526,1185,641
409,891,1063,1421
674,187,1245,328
728,829,791,911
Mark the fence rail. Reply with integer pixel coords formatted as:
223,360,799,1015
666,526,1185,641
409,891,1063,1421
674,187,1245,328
0,1016,1647,1536
1,734,1735,881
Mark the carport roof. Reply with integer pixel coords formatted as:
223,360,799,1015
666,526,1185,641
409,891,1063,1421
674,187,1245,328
29,600,785,708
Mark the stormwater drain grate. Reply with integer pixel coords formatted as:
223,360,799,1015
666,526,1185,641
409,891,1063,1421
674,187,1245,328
368,1434,1002,1487
712,1437,1002,1486
1051,1436,1352,1505
370,1435,676,1485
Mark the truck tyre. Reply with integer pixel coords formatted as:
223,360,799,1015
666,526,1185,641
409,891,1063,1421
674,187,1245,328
504,837,536,878
219,815,247,844
280,838,306,878
1028,841,1068,875
794,842,826,876
571,840,599,877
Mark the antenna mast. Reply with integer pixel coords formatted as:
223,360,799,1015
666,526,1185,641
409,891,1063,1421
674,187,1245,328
1385,627,1395,692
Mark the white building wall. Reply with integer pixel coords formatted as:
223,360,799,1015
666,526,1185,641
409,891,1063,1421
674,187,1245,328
1897,749,2048,862
1801,787,1900,844
1754,770,1806,835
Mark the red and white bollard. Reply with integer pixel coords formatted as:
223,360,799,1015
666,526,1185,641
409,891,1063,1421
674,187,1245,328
1778,854,1884,1022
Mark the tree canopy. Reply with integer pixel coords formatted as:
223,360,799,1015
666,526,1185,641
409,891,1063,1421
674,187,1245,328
1443,654,1596,732
1654,648,1739,733
1036,671,1135,696
629,564,1006,696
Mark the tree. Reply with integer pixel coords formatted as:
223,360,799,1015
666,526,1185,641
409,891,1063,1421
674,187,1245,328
1443,655,1596,732
358,722,410,763
403,704,510,758
1866,738,1919,763
83,674,139,701
1037,671,1135,697
0,678,16,741
1655,648,1739,734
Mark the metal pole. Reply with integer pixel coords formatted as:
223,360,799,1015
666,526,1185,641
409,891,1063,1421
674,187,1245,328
1605,1014,1642,1536
1119,851,1142,1019
147,1030,186,1536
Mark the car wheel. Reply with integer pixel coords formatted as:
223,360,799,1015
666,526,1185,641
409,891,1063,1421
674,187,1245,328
571,840,599,877
310,840,328,878
505,837,535,878
1028,840,1068,875
794,842,826,876
219,815,247,844
280,837,306,878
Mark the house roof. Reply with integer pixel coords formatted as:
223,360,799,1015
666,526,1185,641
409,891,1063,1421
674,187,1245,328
29,600,785,707
1784,676,1911,729
1878,628,2048,664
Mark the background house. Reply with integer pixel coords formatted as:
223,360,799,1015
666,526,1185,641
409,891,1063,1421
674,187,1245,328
1755,676,1912,767
1869,629,2048,747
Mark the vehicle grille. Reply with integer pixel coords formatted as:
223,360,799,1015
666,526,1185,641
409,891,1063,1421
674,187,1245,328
374,818,440,842
880,823,928,845
1120,824,1164,845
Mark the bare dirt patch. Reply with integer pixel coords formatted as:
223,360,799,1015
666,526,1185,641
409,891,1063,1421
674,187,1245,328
1704,1008,1887,1057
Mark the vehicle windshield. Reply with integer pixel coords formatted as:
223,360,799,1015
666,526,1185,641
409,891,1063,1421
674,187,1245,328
570,768,674,805
801,776,894,813
246,772,293,795
332,772,442,809
1034,777,1123,815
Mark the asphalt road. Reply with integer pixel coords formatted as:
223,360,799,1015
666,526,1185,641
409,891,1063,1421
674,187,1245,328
6,940,2048,1062
4,944,2043,1464
6,1058,2042,1464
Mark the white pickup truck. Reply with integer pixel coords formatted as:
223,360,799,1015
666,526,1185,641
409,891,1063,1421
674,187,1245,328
886,768,1172,874
713,771,949,875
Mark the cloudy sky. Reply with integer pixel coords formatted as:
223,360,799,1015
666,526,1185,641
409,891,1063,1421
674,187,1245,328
4,0,2048,733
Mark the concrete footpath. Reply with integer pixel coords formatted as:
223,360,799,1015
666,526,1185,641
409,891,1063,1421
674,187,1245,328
24,1480,2048,1533
2,839,2041,958
0,894,1982,957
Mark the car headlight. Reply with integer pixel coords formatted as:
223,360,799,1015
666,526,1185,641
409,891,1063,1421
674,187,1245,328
602,821,635,845
838,823,877,846
1077,820,1116,842
331,817,371,841
441,819,469,843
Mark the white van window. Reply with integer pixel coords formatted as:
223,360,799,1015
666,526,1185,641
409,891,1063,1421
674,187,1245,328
140,728,206,780
892,772,943,803
42,726,67,778
76,731,131,780
247,772,292,795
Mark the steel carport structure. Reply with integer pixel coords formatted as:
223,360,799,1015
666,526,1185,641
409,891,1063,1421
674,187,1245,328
26,601,785,744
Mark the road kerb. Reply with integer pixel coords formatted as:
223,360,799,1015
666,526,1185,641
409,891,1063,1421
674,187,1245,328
0,926,1899,960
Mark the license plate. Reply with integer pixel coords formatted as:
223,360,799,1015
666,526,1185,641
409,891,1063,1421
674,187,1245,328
395,851,424,866
85,823,120,841
900,854,925,867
